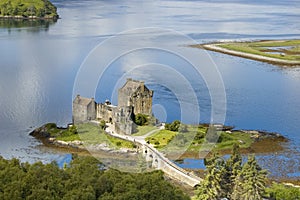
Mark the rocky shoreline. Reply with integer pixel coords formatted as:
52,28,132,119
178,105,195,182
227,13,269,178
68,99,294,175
30,123,288,158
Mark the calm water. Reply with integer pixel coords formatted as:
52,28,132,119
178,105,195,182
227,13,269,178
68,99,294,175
0,0,300,178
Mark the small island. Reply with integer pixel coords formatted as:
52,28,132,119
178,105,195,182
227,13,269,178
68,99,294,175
0,0,58,20
29,78,291,191
192,40,300,67
30,79,287,158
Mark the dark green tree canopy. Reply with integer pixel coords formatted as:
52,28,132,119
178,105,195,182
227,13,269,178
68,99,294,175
197,145,268,200
0,0,58,19
0,156,190,200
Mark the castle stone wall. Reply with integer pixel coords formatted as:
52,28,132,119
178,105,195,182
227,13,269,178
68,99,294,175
73,95,96,124
73,79,153,134
118,79,153,116
96,103,116,123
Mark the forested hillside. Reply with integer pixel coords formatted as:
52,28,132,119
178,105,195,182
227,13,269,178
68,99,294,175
0,0,58,19
0,156,190,200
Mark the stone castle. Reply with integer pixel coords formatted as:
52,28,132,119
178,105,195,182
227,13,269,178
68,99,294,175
72,78,153,134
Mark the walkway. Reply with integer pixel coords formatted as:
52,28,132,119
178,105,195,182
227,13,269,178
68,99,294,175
104,123,202,187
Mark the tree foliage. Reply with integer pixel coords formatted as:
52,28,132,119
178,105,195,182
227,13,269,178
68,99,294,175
0,0,58,18
134,113,149,126
197,154,225,200
0,156,190,200
266,182,300,200
165,120,181,132
196,145,268,200
232,155,267,200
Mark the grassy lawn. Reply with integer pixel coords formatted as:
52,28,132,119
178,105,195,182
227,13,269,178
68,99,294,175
52,123,135,149
146,130,177,148
146,125,255,153
133,125,159,136
218,39,300,61
46,122,255,152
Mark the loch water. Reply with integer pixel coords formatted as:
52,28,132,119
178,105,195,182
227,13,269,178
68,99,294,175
0,0,299,179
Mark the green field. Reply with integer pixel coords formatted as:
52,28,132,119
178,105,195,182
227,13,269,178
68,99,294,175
132,125,159,136
218,40,300,62
46,123,135,149
146,125,255,153
146,129,178,148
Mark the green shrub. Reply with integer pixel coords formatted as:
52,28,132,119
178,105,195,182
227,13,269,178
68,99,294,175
116,141,122,146
134,114,149,126
194,131,205,140
266,183,300,200
165,120,181,132
99,120,106,130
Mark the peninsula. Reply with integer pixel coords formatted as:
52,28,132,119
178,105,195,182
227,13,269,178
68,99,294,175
0,0,58,20
192,39,300,67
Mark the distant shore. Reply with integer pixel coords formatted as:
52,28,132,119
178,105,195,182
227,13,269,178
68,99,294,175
192,40,300,67
0,15,58,20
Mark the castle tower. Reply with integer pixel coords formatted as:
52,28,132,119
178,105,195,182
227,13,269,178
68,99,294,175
118,78,153,116
72,95,96,124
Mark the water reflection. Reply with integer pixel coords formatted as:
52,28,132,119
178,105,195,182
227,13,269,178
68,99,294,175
0,0,299,179
0,19,57,32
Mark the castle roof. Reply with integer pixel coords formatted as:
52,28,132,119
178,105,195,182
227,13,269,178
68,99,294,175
119,78,150,95
73,95,94,106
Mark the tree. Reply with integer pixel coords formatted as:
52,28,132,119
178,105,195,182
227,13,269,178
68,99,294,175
196,153,225,200
0,156,189,199
223,143,242,199
134,113,148,126
165,120,181,132
27,5,36,16
232,155,267,200
196,145,268,200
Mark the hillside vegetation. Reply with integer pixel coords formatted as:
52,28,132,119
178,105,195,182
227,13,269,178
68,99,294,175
0,156,190,200
0,0,58,19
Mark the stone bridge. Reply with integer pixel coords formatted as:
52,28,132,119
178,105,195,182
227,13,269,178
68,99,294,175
102,123,202,187
141,143,202,187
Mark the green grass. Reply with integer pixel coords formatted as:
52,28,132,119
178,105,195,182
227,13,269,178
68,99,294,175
215,131,253,150
218,40,300,61
132,125,159,136
56,133,80,141
47,122,256,152
146,125,255,153
51,123,135,149
250,40,300,47
45,123,76,139
146,129,177,148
